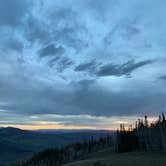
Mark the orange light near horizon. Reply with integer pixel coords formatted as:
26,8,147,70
0,115,159,131
0,124,117,131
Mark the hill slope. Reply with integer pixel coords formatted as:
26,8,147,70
63,149,166,166
0,127,112,165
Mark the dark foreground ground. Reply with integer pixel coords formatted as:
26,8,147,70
63,149,166,166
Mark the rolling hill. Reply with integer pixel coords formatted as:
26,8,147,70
0,127,112,165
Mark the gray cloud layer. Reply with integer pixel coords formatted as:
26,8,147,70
0,0,30,26
0,0,166,128
39,44,65,58
96,60,153,77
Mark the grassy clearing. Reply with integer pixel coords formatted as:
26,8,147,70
63,149,166,166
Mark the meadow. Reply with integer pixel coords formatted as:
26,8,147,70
63,149,166,166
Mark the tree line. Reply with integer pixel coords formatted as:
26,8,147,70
116,113,166,152
12,136,112,166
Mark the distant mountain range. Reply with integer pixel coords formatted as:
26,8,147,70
37,129,115,134
0,127,114,166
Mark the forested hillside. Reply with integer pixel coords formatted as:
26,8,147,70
12,136,113,166
0,127,112,165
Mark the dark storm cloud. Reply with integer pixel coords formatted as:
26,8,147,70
57,57,73,70
1,69,165,117
75,61,99,72
74,59,154,78
0,0,30,27
69,80,166,116
96,60,153,77
159,75,166,81
48,56,73,71
0,52,165,119
39,44,65,58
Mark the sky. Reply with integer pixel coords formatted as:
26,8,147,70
0,0,166,130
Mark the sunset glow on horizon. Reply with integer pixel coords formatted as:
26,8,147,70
0,115,158,130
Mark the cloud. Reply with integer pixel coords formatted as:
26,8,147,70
4,38,24,52
38,43,74,72
23,16,50,43
0,53,165,124
0,0,166,129
0,31,24,53
159,75,166,81
74,59,154,79
96,60,153,77
48,56,73,72
1,71,165,117
0,111,142,129
0,0,30,27
39,44,65,58
22,5,88,52
75,61,99,72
